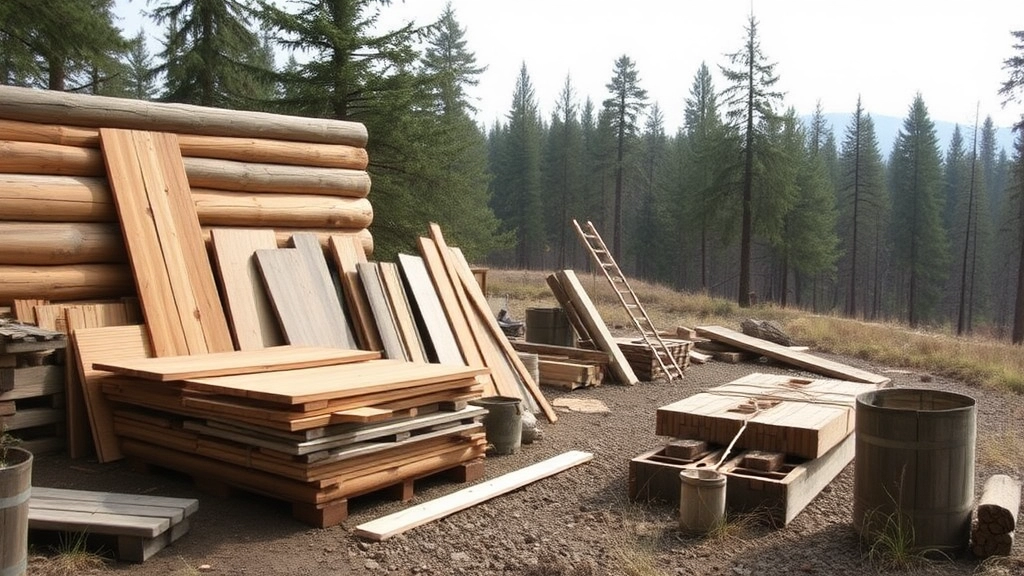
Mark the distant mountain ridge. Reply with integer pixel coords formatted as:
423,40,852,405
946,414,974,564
804,113,1017,157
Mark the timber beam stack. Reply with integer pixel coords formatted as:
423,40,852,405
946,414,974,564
0,320,68,454
510,341,609,391
0,85,372,305
613,337,691,381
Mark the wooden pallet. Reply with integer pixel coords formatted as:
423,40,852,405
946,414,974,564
628,434,855,526
29,487,198,562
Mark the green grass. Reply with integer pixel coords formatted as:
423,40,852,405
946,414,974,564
488,267,1024,394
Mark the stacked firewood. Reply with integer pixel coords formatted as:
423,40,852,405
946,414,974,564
971,475,1021,558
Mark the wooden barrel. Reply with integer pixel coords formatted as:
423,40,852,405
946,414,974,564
0,447,32,576
853,389,975,555
525,307,575,347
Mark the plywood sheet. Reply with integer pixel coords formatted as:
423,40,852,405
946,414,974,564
100,128,232,356
255,248,354,349
183,359,486,406
397,254,463,365
93,345,379,381
209,228,283,350
694,325,891,385
71,324,152,462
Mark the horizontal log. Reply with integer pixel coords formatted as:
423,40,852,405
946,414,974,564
0,174,115,222
0,222,126,265
0,119,368,169
0,175,373,227
0,85,367,146
0,264,134,304
184,157,371,197
0,140,103,176
192,189,373,228
0,141,371,198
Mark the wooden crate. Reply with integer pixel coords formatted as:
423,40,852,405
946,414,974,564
628,444,723,503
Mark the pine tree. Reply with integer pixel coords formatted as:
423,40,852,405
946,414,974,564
998,29,1024,341
952,114,991,334
837,98,887,318
123,30,158,100
602,55,647,261
889,94,949,326
154,0,264,107
720,13,784,306
633,104,667,279
543,75,583,269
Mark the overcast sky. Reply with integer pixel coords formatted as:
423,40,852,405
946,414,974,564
115,1,1024,132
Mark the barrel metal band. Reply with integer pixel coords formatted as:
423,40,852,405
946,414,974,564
0,557,27,576
0,485,31,509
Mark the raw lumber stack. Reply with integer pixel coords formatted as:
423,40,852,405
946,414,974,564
0,320,67,454
510,341,610,391
88,344,488,528
0,85,372,305
614,337,691,381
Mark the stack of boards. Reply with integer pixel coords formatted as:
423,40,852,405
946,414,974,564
0,320,67,453
90,345,489,527
630,372,885,526
511,340,610,390
612,337,691,381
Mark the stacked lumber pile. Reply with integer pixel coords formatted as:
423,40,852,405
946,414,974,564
0,320,67,453
0,85,372,305
614,337,691,381
84,342,488,527
630,373,885,525
510,341,609,390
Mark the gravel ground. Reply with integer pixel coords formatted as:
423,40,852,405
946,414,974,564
29,352,1024,576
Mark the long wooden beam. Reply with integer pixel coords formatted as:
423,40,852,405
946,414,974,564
0,85,367,147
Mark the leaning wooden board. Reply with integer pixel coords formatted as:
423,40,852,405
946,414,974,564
209,228,284,350
397,254,463,365
655,373,880,459
694,325,890,385
93,345,379,381
289,233,358,349
99,128,233,356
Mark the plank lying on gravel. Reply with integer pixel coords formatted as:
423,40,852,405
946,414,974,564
354,450,594,541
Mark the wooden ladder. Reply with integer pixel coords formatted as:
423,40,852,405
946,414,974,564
572,219,685,381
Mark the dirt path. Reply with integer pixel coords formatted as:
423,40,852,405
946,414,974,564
30,354,1024,576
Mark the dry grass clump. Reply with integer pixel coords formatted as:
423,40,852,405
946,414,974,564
28,532,109,576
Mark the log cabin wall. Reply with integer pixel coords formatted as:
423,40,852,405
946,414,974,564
0,85,373,305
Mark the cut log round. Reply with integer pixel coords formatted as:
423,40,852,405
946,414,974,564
0,85,367,146
183,157,371,198
976,474,1021,534
0,221,126,265
0,264,134,304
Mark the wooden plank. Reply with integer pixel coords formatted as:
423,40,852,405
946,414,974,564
94,346,378,382
183,359,486,406
397,254,462,365
379,262,427,363
327,235,382,351
417,237,493,395
544,275,591,342
510,341,609,364
2,406,63,430
354,450,594,541
0,365,62,400
695,325,891,385
209,228,284,350
31,487,198,516
446,244,554,421
553,270,638,385
70,324,153,462
29,508,169,538
289,233,358,349
14,299,47,323
255,248,354,349
358,262,408,361
100,129,232,356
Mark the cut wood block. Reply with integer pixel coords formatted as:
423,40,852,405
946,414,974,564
100,129,233,356
740,450,786,472
94,346,376,382
688,350,711,364
971,474,1021,557
354,451,594,541
664,439,707,460
695,325,890,385
209,228,284,351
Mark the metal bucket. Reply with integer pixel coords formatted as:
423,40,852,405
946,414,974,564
525,307,575,347
0,447,32,576
679,469,727,534
470,396,523,455
853,389,976,555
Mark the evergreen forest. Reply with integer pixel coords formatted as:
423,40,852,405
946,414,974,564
3,1,1024,341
